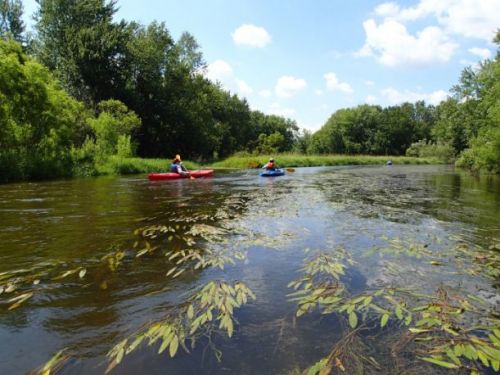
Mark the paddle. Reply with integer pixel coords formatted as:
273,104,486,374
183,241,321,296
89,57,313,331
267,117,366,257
286,168,295,172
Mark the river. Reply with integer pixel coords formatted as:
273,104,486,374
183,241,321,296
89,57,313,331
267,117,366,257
0,166,498,374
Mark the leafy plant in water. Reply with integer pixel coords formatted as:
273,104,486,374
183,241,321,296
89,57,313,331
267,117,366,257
399,287,500,374
105,280,256,373
29,349,70,375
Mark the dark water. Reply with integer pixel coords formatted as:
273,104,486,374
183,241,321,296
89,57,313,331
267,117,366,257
0,166,498,374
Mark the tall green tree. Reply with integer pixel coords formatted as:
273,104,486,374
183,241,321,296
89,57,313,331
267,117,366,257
0,0,24,43
0,38,88,182
34,0,129,105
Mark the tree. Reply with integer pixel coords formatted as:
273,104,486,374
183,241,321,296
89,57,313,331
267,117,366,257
0,0,24,43
34,0,129,105
0,38,88,181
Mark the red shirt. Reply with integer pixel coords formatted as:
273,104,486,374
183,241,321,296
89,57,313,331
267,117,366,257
265,161,275,169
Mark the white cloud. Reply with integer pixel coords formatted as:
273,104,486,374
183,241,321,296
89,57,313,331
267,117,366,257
365,95,378,104
232,24,271,48
380,87,449,105
204,60,233,81
365,80,375,86
236,79,253,95
204,60,253,98
324,73,353,94
373,0,500,41
468,47,492,60
275,76,307,98
259,89,272,98
358,19,458,67
374,2,400,17
315,89,324,96
267,103,296,117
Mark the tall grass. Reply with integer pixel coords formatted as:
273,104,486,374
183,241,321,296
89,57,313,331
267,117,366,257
95,157,200,175
73,153,441,179
210,153,441,169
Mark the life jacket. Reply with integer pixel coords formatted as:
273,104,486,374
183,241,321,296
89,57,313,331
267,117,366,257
266,161,275,170
170,163,180,173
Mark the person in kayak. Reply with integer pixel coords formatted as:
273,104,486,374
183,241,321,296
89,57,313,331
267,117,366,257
170,155,189,176
262,158,277,170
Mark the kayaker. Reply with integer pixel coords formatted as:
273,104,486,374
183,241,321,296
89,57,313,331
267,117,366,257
170,155,189,176
262,158,277,170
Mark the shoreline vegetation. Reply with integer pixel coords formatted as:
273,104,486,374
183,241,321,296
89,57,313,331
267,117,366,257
95,154,441,177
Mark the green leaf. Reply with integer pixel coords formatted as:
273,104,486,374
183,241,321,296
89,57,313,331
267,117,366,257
169,336,179,357
477,350,489,367
381,314,389,328
187,304,194,319
349,311,358,328
421,357,459,369
395,305,403,320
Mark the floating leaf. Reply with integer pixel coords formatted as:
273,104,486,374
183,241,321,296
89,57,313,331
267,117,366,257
169,336,179,357
381,314,389,328
349,311,358,328
421,357,459,369
187,305,194,319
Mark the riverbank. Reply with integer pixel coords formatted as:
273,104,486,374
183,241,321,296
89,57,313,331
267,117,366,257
103,154,441,175
208,153,441,169
0,154,443,183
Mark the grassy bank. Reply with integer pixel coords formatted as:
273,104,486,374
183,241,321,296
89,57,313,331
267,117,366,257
85,157,201,176
209,153,442,169
73,153,441,179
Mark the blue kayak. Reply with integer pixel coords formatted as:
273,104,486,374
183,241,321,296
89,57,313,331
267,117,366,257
260,168,285,177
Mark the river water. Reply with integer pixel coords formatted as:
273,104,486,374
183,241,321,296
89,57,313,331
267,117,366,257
0,166,498,374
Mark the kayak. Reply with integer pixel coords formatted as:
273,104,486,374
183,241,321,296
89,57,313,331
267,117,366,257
148,170,214,181
260,168,285,177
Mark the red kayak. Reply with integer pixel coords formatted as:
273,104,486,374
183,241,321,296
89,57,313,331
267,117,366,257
148,170,214,181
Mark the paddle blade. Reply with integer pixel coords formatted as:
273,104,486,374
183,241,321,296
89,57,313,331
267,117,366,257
286,168,295,172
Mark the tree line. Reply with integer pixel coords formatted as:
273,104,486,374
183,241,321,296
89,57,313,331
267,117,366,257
304,41,499,173
0,0,299,182
0,0,498,183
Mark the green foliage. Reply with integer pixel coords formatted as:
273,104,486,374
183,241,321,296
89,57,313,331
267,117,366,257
210,153,439,169
308,103,436,156
405,139,455,162
105,280,256,373
34,0,129,104
0,0,24,43
88,99,140,159
0,38,87,182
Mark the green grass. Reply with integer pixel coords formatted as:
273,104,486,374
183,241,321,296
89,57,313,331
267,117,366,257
88,153,441,177
96,156,201,175
209,153,442,169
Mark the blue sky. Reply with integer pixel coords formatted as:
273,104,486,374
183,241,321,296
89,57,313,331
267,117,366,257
22,0,499,131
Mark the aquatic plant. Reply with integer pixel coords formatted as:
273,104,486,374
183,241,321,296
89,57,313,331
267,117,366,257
105,280,256,373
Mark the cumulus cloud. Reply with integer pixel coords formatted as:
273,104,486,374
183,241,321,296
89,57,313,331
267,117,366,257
365,95,378,104
324,73,353,93
275,76,307,98
359,0,498,67
232,24,271,48
468,47,492,60
358,19,458,67
380,87,448,105
372,0,500,41
267,103,296,117
204,60,253,97
374,2,400,17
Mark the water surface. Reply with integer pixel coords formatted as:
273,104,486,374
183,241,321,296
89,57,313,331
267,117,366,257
0,166,498,374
